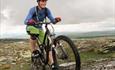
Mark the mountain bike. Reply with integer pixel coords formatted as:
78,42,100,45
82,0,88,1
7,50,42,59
27,22,81,70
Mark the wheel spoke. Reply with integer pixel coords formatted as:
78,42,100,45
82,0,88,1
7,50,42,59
54,35,81,70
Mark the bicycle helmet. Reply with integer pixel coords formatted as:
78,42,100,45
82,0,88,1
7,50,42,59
37,0,48,2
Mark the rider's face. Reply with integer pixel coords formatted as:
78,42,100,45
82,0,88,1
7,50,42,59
38,0,47,8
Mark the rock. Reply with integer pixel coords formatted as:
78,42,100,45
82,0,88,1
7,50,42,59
0,64,2,67
103,50,110,54
112,54,115,58
0,49,3,53
16,41,25,44
2,64,11,69
76,38,115,53
0,56,7,62
20,50,31,58
108,61,115,66
59,62,76,70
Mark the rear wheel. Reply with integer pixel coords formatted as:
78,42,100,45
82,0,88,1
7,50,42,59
54,35,81,70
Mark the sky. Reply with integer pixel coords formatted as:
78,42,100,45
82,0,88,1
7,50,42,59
0,0,115,38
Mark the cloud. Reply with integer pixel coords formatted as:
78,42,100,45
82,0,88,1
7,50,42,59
0,8,27,38
54,18,115,33
0,0,114,25
0,25,27,39
0,8,15,27
0,0,36,25
0,7,26,37
48,0,115,23
1,8,11,19
0,18,114,38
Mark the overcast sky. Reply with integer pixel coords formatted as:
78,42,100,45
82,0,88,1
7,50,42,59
0,0,115,38
1,0,115,24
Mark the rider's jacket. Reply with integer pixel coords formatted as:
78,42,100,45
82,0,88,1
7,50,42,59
24,6,55,28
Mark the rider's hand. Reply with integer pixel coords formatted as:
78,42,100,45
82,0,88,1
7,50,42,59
55,17,61,23
27,19,37,25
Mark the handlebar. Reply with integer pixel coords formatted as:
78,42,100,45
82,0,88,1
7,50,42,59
35,22,55,32
35,22,52,25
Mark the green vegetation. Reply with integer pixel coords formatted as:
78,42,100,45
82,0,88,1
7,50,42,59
0,63,31,70
80,51,115,63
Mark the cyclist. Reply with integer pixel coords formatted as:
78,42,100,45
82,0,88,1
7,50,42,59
24,0,61,69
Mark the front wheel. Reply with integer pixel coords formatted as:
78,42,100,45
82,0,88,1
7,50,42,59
54,35,81,70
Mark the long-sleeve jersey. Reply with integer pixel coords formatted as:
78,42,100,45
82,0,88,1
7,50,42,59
24,6,55,28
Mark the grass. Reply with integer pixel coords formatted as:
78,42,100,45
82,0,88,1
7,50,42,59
0,63,31,70
0,51,114,70
80,51,115,63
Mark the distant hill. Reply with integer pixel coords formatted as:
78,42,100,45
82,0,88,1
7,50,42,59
0,30,115,39
56,30,115,39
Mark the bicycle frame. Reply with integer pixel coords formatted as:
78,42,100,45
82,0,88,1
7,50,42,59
36,22,55,65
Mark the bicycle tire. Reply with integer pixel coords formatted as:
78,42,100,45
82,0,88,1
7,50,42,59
54,35,81,70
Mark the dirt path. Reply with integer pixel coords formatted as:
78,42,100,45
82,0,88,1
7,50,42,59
81,58,115,70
